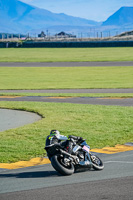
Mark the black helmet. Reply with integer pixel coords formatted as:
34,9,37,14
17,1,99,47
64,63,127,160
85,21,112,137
50,130,60,136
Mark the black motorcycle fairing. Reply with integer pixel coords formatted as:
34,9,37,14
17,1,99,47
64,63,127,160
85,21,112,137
45,143,64,160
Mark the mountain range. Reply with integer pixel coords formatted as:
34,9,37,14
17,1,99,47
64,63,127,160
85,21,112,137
102,7,133,26
0,0,98,33
0,0,133,35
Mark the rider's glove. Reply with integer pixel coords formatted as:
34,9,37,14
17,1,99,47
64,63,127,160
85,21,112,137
77,137,84,144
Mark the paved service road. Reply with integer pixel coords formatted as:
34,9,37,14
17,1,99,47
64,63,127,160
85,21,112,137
0,96,133,107
0,109,41,132
0,151,133,199
0,61,133,67
0,88,133,93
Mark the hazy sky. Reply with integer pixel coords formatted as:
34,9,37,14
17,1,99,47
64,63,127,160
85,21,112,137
21,0,133,21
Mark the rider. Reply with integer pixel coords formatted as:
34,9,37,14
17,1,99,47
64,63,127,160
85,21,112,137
45,130,68,145
45,130,84,153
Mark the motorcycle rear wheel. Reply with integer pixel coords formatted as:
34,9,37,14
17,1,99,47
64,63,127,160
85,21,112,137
51,155,75,176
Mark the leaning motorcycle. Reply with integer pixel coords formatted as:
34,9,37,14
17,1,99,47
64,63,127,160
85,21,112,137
45,135,104,176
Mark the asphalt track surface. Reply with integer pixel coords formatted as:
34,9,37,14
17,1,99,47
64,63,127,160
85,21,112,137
0,61,133,67
0,109,41,132
0,95,133,107
0,61,133,199
0,151,133,199
1,88,133,93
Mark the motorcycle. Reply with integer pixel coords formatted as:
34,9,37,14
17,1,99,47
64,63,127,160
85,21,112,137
45,135,104,176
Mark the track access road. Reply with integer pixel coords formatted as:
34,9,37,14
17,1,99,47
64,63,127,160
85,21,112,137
0,94,133,107
0,61,133,67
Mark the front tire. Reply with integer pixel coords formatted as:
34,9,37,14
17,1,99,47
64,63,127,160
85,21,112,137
91,154,104,170
51,155,75,175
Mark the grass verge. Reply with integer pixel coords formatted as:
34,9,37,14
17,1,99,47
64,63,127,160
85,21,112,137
0,47,133,62
0,66,133,89
0,101,133,163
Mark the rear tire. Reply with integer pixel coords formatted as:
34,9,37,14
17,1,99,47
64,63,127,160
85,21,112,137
51,155,74,176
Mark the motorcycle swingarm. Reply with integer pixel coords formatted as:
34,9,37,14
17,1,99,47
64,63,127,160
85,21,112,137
60,149,78,162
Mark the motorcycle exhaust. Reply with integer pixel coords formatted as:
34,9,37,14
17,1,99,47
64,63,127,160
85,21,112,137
60,149,78,161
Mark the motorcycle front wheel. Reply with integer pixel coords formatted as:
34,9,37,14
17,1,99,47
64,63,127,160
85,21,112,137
91,154,104,170
51,155,75,176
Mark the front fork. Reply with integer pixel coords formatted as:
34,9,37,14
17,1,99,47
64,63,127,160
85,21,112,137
85,152,93,164
78,152,93,167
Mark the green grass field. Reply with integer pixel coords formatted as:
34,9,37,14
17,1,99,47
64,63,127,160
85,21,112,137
0,47,133,62
0,66,133,89
0,101,133,163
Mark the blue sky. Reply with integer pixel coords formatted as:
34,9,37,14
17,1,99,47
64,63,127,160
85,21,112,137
21,0,133,21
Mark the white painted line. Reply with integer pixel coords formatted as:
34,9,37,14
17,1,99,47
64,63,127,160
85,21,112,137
104,161,133,164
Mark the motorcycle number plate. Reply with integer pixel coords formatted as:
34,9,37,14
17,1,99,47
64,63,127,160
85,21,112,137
83,145,90,153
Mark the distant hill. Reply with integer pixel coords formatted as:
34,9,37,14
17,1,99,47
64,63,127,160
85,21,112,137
115,30,133,37
102,7,133,26
1,1,133,36
0,0,98,33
